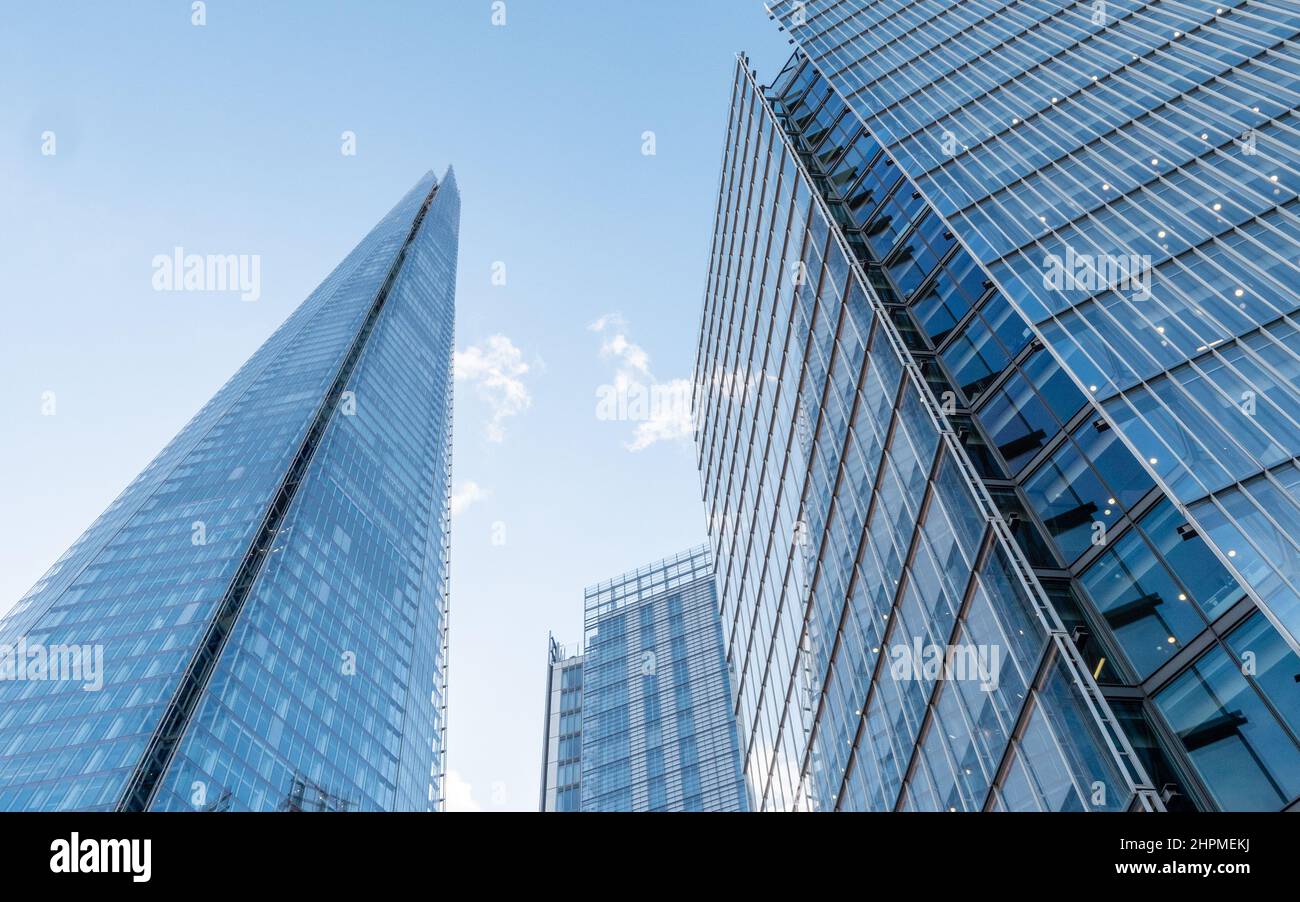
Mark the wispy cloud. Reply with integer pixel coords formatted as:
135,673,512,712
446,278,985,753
590,313,692,452
587,312,625,333
451,480,489,516
625,377,693,451
444,769,481,812
598,332,652,378
454,335,532,442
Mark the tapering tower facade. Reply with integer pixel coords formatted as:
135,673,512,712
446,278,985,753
0,171,458,812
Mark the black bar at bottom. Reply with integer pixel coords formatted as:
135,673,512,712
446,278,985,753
3,811,1281,888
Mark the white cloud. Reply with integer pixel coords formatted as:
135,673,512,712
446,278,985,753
599,332,652,378
590,313,652,378
587,312,626,333
451,481,489,516
444,769,481,812
627,377,694,451
590,313,693,453
454,335,532,442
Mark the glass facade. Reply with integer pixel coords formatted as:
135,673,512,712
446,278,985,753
767,0,1300,663
539,638,584,812
540,546,748,812
0,170,457,811
695,47,1205,812
693,0,1300,810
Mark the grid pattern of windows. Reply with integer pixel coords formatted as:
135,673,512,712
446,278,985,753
769,0,1300,664
739,27,1300,808
540,639,584,812
0,171,456,811
694,57,1154,811
570,546,747,812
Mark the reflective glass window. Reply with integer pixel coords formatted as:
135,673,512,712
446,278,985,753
1082,526,1208,678
1155,644,1300,810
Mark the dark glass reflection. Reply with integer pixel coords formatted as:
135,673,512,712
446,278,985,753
1110,701,1201,811
1156,644,1300,810
1083,526,1208,677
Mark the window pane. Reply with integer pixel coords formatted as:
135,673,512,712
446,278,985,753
1024,441,1118,563
1155,645,1300,810
1137,500,1243,620
1227,613,1300,742
980,371,1057,473
1082,529,1207,677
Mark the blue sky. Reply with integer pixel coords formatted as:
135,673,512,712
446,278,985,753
0,2,789,810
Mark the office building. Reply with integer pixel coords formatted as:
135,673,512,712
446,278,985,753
696,3,1300,809
0,170,458,811
541,546,748,811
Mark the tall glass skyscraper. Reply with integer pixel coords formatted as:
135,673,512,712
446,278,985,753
540,546,748,811
0,170,458,812
693,0,1300,811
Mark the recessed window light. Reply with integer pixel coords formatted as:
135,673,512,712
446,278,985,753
1271,175,1279,183
1158,230,1167,238
1178,593,1187,601
1173,31,1182,38
1156,326,1166,334
1089,384,1099,392
1213,202,1223,211
1228,550,1238,557
1167,636,1177,644
1102,183,1111,191
1151,158,1159,165
1201,132,1209,140
1011,117,1020,125
1235,288,1245,297
1108,498,1117,505
1149,457,1159,464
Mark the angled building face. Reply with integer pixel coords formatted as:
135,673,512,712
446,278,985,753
694,0,1300,810
766,3,1300,668
697,55,1167,813
0,171,457,812
758,0,1300,811
541,546,748,812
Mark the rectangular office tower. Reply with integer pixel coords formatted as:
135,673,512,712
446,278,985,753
540,546,748,811
692,0,1300,810
539,637,585,811
0,171,458,811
